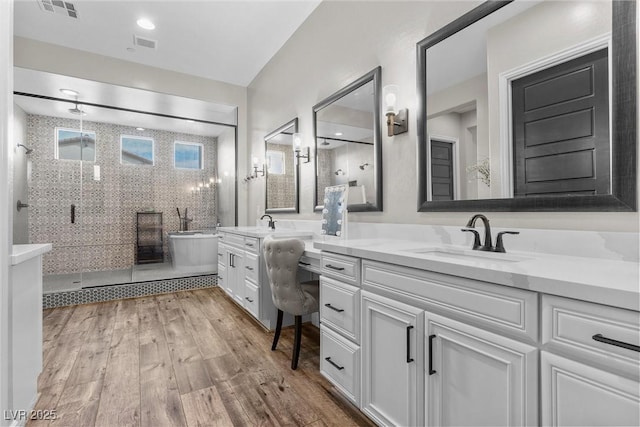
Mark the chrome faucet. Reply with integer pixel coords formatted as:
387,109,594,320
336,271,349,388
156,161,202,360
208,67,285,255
462,214,520,253
260,214,276,230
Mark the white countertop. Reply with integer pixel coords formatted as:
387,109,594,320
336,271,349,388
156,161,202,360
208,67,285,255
218,226,314,239
11,243,52,265
314,238,640,312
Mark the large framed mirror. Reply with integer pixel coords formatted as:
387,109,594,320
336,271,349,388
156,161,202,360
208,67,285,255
417,0,636,211
313,66,382,212
265,118,299,213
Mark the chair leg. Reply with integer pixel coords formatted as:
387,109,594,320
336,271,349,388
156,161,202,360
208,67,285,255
271,309,283,351
291,315,302,370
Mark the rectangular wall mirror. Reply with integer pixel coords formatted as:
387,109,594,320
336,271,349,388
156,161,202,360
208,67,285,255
417,0,636,211
265,118,299,213
314,66,382,212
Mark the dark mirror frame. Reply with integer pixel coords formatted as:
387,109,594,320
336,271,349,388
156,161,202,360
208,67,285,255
416,0,637,212
264,117,299,214
313,66,383,212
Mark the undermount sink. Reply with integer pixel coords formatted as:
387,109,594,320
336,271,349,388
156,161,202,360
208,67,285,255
399,246,530,263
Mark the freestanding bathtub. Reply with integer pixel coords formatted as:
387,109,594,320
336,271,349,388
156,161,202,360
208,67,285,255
168,232,218,274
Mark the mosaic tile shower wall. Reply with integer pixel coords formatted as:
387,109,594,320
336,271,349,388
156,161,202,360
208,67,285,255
27,114,218,275
266,142,296,209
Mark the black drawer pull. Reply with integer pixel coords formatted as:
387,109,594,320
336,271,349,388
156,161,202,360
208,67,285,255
246,243,254,247
406,325,414,363
325,264,345,271
245,297,254,303
217,253,223,257
592,334,640,352
428,334,437,375
299,261,311,266
324,303,344,313
324,357,344,370
245,266,254,271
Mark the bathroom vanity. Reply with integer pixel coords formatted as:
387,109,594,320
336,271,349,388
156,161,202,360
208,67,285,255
10,244,52,419
217,227,316,329
315,238,639,427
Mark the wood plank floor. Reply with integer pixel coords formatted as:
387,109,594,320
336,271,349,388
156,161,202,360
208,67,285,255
28,287,374,427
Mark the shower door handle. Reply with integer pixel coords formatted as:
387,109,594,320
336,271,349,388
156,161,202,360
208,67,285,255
71,204,76,224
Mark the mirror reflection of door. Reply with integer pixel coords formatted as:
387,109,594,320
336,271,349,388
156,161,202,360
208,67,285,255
430,139,455,201
422,0,613,202
512,48,610,197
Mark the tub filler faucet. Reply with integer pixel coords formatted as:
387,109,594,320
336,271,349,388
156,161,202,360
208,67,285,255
177,208,193,231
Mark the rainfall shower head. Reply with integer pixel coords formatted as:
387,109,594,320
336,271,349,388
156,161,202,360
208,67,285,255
17,144,34,154
68,102,86,116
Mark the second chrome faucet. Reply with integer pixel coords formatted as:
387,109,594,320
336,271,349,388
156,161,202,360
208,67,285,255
462,214,519,253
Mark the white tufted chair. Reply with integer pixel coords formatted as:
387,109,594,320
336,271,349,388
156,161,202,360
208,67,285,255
263,235,319,370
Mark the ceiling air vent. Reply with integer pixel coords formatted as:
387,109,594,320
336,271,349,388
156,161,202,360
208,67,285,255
38,0,78,18
133,35,157,50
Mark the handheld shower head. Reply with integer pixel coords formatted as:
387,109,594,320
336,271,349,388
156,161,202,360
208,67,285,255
17,144,33,154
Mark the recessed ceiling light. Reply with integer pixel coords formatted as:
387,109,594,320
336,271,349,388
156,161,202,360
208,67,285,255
136,127,145,131
137,18,155,30
335,132,343,136
60,88,79,97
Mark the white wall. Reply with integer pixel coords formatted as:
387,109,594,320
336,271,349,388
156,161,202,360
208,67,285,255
1,0,13,418
247,0,639,232
13,37,249,225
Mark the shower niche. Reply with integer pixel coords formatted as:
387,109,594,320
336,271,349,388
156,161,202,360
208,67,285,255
13,68,239,293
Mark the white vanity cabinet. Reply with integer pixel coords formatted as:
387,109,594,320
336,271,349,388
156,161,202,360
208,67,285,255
319,252,362,405
541,295,640,426
361,259,538,427
217,229,314,330
361,291,424,427
425,312,537,427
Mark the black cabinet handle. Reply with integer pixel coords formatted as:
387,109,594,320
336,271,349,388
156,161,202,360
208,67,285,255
71,204,76,224
325,264,345,271
246,243,254,247
324,357,344,371
406,325,414,363
429,334,437,375
229,253,234,268
217,253,223,257
299,261,311,266
245,266,254,271
324,303,344,313
245,297,254,303
592,334,640,352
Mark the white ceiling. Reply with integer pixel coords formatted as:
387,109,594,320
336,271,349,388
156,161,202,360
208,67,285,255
13,0,321,87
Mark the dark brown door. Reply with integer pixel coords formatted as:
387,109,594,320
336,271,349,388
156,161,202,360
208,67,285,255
512,48,609,197
431,139,454,201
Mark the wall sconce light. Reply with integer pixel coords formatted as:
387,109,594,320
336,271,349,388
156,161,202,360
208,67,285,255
244,156,265,182
292,133,310,163
383,84,408,137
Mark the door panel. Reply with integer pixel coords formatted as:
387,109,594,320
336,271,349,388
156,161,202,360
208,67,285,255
426,312,538,427
430,140,454,201
512,48,609,197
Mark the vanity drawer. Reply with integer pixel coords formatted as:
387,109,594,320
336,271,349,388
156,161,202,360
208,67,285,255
244,252,259,283
321,253,360,285
223,233,245,249
217,265,226,288
244,237,259,254
542,295,640,375
299,255,321,274
362,260,538,343
320,325,360,405
218,243,229,268
320,276,360,342
244,280,260,318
